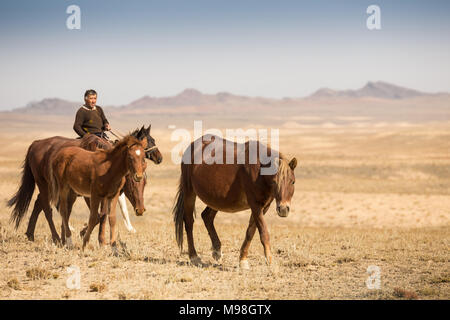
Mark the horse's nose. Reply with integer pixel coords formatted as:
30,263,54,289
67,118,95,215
134,173,143,182
135,208,145,216
277,205,290,217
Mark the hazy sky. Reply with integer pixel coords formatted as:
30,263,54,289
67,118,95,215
1,0,449,110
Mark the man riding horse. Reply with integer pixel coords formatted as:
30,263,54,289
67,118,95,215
73,89,111,140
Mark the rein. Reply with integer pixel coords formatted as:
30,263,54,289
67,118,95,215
109,129,159,154
108,129,123,140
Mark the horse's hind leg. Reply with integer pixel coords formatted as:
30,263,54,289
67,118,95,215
65,191,77,241
79,197,91,238
201,207,221,261
98,198,110,246
82,195,101,250
39,189,61,244
59,190,76,249
80,197,105,245
25,194,43,241
26,193,60,243
184,193,201,265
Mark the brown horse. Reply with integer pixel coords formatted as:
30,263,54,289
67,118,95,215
76,133,147,243
49,135,146,249
173,134,297,268
7,125,160,243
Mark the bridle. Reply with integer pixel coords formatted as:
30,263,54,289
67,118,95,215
144,145,158,155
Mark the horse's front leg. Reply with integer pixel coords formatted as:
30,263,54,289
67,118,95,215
239,202,271,269
108,193,120,247
82,194,101,250
117,193,136,233
252,206,272,266
239,214,257,269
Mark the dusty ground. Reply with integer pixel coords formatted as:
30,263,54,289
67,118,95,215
0,120,449,299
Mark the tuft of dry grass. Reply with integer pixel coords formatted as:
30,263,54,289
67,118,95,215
118,292,127,300
335,257,355,264
429,274,450,284
26,268,51,280
7,278,21,290
418,287,439,297
393,288,419,300
89,282,107,293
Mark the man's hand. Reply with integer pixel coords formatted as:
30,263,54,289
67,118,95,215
105,123,111,131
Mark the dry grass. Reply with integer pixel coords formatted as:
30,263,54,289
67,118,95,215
393,288,419,300
26,268,52,280
89,283,107,293
0,120,449,299
7,278,21,290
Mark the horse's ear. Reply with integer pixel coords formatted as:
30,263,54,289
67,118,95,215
146,124,151,134
289,157,297,170
137,126,145,138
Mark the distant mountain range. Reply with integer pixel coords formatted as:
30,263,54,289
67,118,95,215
125,88,265,109
309,81,431,99
11,98,80,115
5,81,448,117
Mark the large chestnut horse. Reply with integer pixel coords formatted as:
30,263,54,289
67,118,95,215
49,135,146,249
173,134,297,268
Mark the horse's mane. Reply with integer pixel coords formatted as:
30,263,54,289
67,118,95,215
80,127,143,151
275,153,291,192
130,127,141,136
261,142,289,177
97,134,141,155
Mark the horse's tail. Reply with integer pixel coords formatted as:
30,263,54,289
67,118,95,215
172,164,191,251
8,146,35,229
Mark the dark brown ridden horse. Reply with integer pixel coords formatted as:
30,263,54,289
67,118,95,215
49,135,146,249
173,134,297,268
8,125,162,243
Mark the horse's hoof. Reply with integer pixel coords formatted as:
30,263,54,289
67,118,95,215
26,233,34,242
212,249,222,261
239,259,250,270
65,236,74,249
190,256,203,267
127,227,136,234
111,246,119,257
